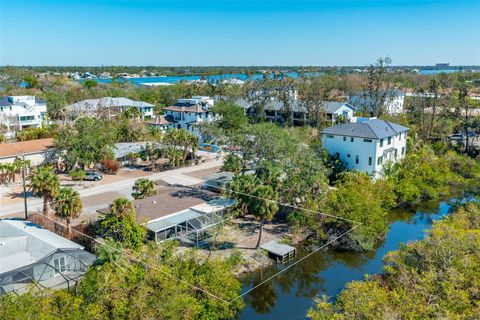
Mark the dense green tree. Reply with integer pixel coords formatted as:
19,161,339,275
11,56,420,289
0,241,244,320
28,166,60,216
54,117,116,170
211,101,248,134
389,146,480,206
23,74,39,88
95,198,146,250
132,178,157,199
307,202,480,319
221,153,243,174
321,172,396,251
45,91,67,120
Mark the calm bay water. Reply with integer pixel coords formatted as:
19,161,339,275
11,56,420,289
236,189,477,320
89,69,467,85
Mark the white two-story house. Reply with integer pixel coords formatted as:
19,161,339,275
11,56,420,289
349,90,406,115
321,117,409,178
0,96,47,131
159,97,217,135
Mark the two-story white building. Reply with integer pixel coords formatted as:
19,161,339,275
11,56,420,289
349,90,406,115
0,96,47,131
158,97,216,135
321,117,409,178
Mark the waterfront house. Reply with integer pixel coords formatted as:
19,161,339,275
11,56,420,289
67,97,154,119
321,117,409,177
0,220,96,294
0,96,48,132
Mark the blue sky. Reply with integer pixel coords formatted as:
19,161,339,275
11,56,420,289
1,0,479,66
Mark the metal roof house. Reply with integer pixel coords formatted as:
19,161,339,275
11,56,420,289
67,97,154,119
321,117,409,177
0,220,96,294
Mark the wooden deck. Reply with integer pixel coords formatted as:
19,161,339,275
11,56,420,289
260,240,296,264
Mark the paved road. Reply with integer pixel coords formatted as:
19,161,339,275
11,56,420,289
0,159,223,218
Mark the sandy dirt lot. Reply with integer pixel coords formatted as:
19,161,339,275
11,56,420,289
178,216,308,275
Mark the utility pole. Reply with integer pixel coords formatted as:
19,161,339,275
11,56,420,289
21,153,28,220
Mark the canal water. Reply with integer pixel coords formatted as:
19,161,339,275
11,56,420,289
237,189,478,320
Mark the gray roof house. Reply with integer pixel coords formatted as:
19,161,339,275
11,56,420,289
321,118,409,177
67,97,154,119
321,117,409,139
234,98,355,124
0,220,96,294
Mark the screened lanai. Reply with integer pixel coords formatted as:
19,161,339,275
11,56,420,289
146,198,235,246
0,220,96,295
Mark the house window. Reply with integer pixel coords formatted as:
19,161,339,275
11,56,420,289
394,149,398,159
343,137,346,142
326,135,334,139
350,137,354,142
368,157,372,166
388,137,392,145
399,134,401,141
355,155,359,164
53,256,66,274
380,139,384,147
347,154,351,158
401,147,405,155
377,156,383,165
363,139,372,143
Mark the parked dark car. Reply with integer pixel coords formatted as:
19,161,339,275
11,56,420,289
84,171,103,181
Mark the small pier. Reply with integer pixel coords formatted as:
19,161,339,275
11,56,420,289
260,240,296,264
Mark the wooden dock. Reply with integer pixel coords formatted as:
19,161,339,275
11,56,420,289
260,240,296,264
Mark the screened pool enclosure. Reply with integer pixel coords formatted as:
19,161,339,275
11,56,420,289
146,198,235,246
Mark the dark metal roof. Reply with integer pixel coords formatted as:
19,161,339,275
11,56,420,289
321,118,409,139
0,96,11,106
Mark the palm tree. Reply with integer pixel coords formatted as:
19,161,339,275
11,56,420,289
54,187,82,237
228,174,260,215
164,129,198,165
28,166,60,216
110,197,135,217
252,185,279,249
132,178,156,199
